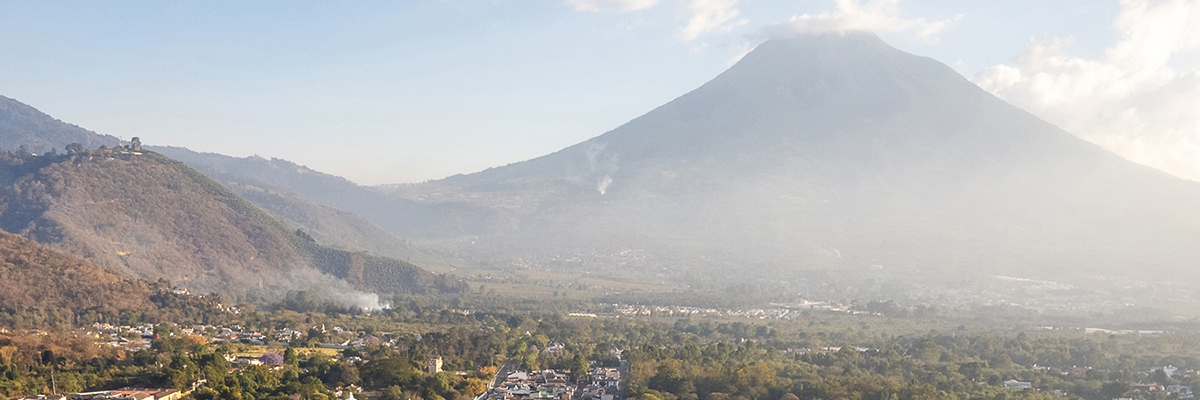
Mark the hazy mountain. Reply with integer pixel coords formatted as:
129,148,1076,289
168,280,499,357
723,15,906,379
0,96,120,154
378,32,1200,282
0,149,464,301
6,33,1199,285
151,146,492,243
148,146,467,270
0,96,461,271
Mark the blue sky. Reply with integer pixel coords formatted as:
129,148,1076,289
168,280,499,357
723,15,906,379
4,0,1187,185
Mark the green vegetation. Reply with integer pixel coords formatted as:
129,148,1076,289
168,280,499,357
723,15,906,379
2,290,1200,400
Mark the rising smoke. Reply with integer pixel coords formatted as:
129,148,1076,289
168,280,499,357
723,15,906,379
286,268,389,311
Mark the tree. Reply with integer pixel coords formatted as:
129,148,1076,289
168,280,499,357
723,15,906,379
381,385,405,400
64,143,84,155
260,354,284,365
1151,368,1169,385
570,353,589,382
1101,381,1128,399
523,350,540,372
284,347,299,366
465,378,488,397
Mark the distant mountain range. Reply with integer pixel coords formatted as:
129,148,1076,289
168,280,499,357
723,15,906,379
5,32,1199,288
148,146,463,271
150,146,498,240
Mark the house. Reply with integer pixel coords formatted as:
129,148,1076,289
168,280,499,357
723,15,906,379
74,388,180,400
1167,385,1194,399
589,367,621,389
545,342,566,354
1003,380,1032,389
235,357,264,366
428,356,443,374
335,385,363,400
1132,382,1159,392
1150,365,1179,377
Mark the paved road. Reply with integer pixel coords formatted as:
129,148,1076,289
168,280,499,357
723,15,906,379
490,361,516,389
617,360,629,399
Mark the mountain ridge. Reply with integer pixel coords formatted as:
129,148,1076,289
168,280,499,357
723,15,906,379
148,145,469,270
0,148,464,300
0,96,120,153
0,95,467,274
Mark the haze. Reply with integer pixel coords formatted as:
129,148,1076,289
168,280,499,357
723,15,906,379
6,4,1200,400
8,0,1197,185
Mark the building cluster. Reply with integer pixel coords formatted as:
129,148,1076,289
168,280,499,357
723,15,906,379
17,387,185,400
73,388,181,400
577,302,862,320
481,364,624,400
87,322,353,348
1122,382,1195,399
484,370,575,400
580,367,621,400
1003,375,1195,398
784,346,872,356
17,387,186,400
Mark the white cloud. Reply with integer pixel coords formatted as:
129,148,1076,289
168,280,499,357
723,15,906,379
677,0,747,41
727,42,755,65
975,0,1200,181
565,0,658,12
766,0,958,40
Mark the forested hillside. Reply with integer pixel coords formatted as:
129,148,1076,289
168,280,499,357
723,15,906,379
0,229,149,312
198,168,460,271
0,96,462,273
0,228,242,328
0,148,464,300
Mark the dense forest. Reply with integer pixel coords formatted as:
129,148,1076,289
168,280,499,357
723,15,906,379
0,229,148,311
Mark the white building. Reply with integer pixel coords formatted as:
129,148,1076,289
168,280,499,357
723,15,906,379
428,356,443,374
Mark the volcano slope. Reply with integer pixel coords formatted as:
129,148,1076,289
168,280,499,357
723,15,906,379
379,32,1200,282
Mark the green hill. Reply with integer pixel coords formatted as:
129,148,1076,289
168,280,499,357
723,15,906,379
0,148,463,300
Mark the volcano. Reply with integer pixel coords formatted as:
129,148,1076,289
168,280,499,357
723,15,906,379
378,32,1200,281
